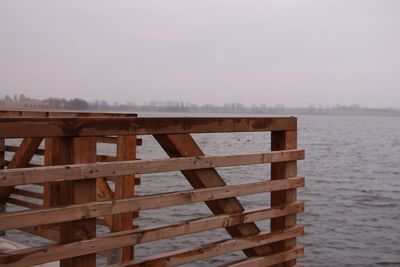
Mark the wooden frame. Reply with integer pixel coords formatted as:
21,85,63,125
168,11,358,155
0,111,304,267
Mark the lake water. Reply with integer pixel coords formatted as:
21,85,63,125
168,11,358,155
5,114,400,266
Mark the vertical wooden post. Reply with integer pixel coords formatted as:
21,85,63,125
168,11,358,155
270,127,298,267
107,135,137,264
60,137,97,267
44,138,72,207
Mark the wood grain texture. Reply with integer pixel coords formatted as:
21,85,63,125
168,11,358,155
112,226,304,267
0,203,304,266
59,137,97,267
0,117,297,138
271,130,299,267
0,177,304,231
0,149,305,187
154,133,272,257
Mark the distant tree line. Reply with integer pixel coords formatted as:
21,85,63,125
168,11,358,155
1,94,399,116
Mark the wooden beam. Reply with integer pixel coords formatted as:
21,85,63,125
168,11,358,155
271,130,299,267
59,137,97,267
218,245,304,267
0,149,305,187
0,137,43,201
0,203,304,266
0,117,297,138
154,133,271,257
0,177,304,231
113,226,304,267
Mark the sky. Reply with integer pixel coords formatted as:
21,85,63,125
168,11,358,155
0,0,399,108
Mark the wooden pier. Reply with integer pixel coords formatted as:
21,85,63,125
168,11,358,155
0,110,305,267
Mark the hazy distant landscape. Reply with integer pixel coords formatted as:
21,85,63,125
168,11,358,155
1,94,399,117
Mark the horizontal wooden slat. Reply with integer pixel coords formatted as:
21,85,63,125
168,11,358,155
0,149,304,187
5,145,44,155
218,245,304,267
0,117,297,138
0,203,304,266
0,177,304,231
7,197,42,209
114,226,304,267
12,188,43,199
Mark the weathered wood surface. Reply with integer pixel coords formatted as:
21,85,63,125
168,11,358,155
0,203,304,266
218,245,304,267
0,177,304,231
111,226,304,267
271,131,298,267
0,117,296,138
0,149,304,187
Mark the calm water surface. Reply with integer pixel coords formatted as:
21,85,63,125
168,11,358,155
5,114,400,266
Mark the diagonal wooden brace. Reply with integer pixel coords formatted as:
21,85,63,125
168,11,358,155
0,137,43,201
154,133,272,257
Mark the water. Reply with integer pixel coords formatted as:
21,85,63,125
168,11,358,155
4,114,400,266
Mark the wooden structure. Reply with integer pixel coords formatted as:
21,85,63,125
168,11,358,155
0,110,305,267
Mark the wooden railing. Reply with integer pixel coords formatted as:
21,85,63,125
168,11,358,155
0,111,305,267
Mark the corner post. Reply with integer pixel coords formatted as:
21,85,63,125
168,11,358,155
270,118,298,267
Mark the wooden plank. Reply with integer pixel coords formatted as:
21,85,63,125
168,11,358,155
0,177,304,231
109,135,137,263
113,226,304,267
0,117,297,138
11,188,43,199
59,137,97,267
0,203,304,266
218,245,304,267
0,149,305,187
0,137,43,201
271,130,299,267
154,133,271,257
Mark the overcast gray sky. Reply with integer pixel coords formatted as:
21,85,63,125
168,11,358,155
0,1,399,108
